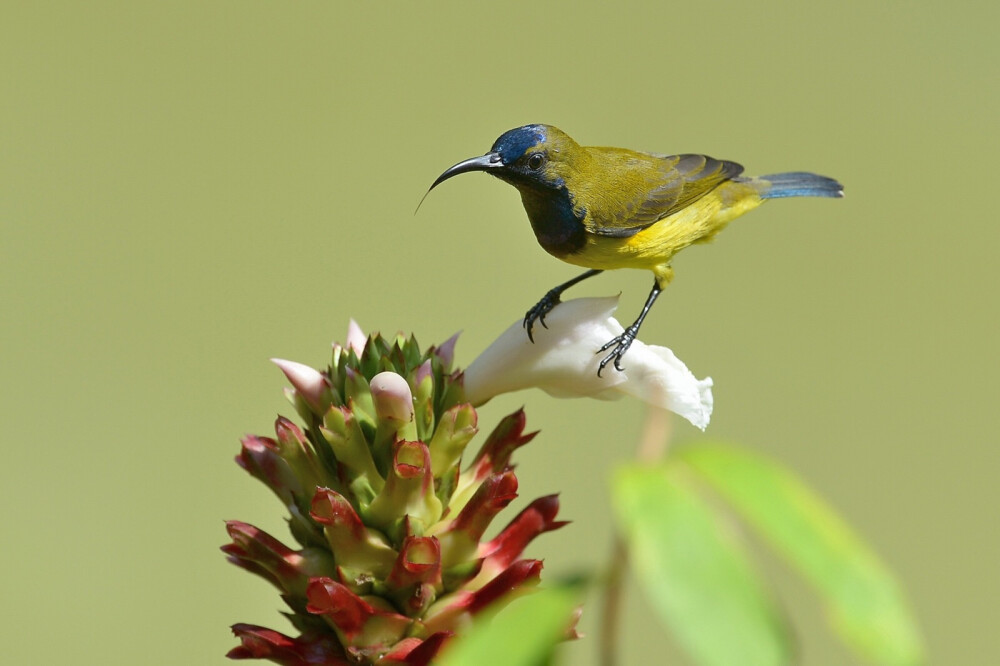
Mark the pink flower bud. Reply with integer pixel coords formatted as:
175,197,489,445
271,358,329,413
346,319,366,355
370,371,414,424
433,332,460,368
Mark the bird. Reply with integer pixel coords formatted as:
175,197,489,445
424,124,843,375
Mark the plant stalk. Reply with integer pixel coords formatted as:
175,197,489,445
599,401,673,666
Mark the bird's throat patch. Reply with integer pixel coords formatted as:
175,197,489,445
520,185,587,257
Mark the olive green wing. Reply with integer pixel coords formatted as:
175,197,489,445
587,153,744,238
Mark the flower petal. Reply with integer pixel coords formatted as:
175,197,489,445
613,341,714,431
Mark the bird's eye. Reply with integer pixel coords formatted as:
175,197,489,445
527,153,545,170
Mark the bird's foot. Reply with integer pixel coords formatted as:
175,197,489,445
523,289,562,342
597,324,640,377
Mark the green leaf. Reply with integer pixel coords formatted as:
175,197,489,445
613,464,791,666
678,444,924,665
435,586,579,666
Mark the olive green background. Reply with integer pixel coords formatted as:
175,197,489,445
2,2,996,664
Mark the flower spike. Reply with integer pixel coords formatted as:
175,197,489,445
226,330,566,664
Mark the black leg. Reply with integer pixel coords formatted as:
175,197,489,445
597,280,663,376
523,269,603,342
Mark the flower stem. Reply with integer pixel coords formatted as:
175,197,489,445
636,403,673,463
599,533,628,666
600,402,674,666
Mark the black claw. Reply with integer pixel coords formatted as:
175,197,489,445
523,289,561,343
523,269,605,345
596,326,639,377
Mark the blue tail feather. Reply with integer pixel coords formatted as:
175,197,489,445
758,172,844,199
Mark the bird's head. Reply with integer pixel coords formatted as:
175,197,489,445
424,124,584,199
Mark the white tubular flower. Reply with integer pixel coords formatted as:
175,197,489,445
463,296,714,430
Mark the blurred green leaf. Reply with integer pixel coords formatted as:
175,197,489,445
678,443,924,665
435,586,579,666
613,464,792,666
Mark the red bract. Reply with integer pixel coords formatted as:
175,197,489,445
236,435,296,503
388,537,442,589
222,520,332,597
465,408,538,481
228,624,349,665
383,632,454,666
422,559,544,635
450,471,519,542
306,578,410,643
309,488,363,536
480,495,568,576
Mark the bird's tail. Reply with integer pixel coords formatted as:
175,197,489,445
757,172,844,199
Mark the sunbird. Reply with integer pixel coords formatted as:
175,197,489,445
426,124,843,375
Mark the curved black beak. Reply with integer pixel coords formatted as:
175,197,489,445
416,152,503,214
